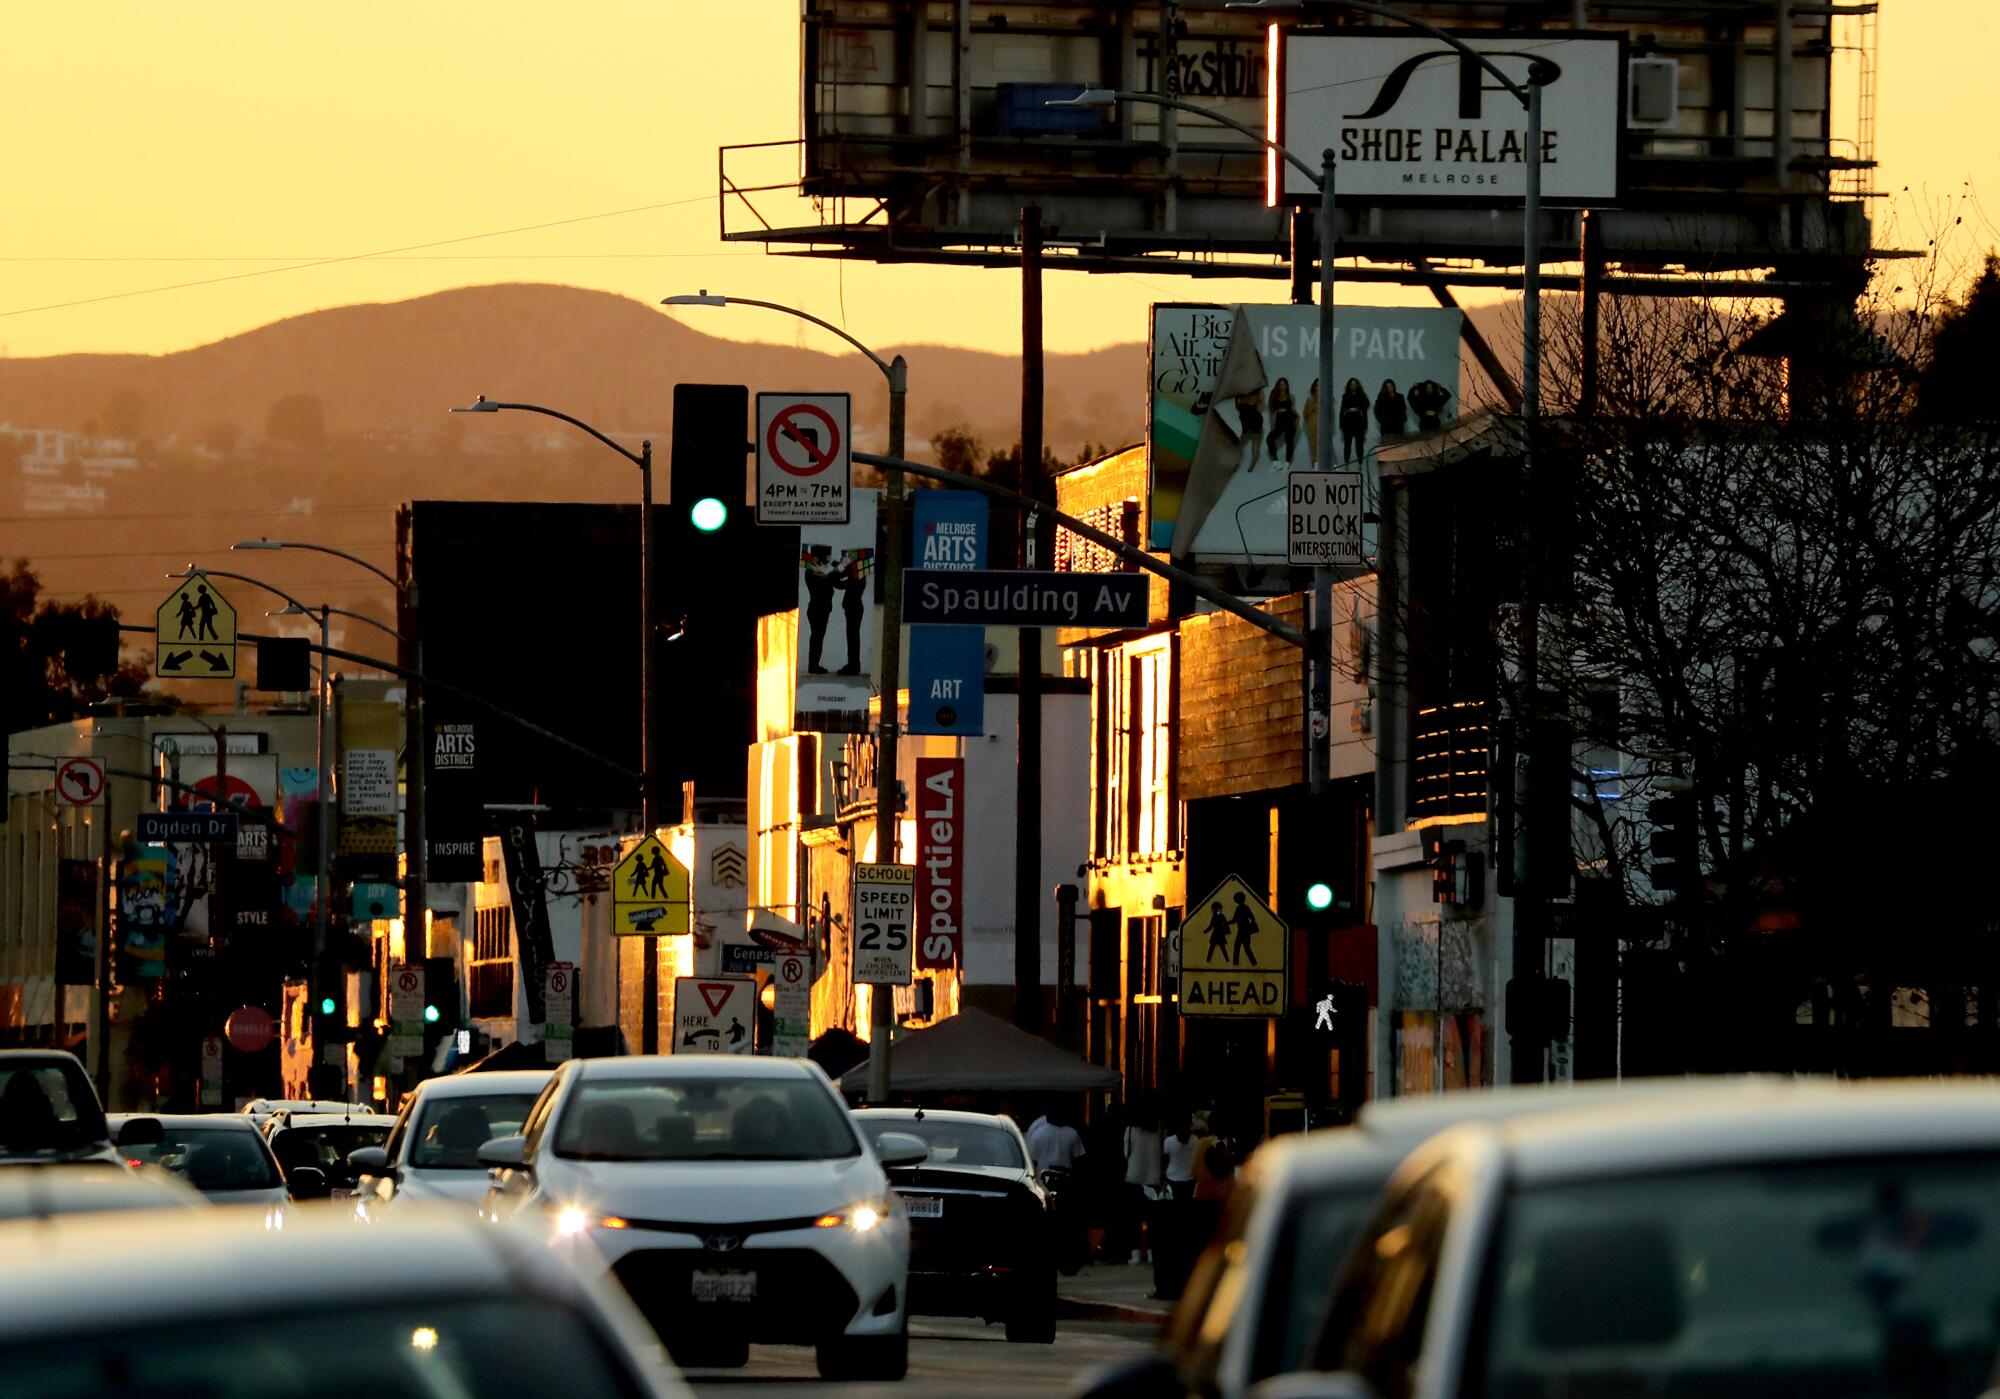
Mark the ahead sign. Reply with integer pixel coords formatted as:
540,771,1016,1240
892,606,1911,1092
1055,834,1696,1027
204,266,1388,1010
1287,471,1365,566
757,392,851,524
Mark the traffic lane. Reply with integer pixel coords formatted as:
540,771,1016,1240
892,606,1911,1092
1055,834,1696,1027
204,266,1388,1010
679,1316,1157,1395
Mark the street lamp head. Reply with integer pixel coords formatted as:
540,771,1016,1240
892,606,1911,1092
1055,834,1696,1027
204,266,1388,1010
232,538,282,551
450,395,501,414
165,566,196,579
1046,87,1117,108
269,605,308,618
661,291,728,307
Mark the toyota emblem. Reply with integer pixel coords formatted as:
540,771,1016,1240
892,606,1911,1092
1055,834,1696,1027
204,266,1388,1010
705,1233,741,1253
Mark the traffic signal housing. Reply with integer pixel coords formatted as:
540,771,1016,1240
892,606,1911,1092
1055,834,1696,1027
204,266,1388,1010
1648,793,1699,893
256,636,311,691
671,383,749,533
64,614,122,680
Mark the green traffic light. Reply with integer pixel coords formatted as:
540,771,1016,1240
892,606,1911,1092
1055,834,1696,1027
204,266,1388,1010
1306,882,1334,912
423,1004,441,1024
318,996,337,1016
690,497,728,532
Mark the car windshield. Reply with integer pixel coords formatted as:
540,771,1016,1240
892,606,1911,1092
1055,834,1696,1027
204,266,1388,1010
0,1062,109,1158
1473,1152,2000,1399
409,1093,541,1169
1,1298,646,1399
553,1077,860,1163
125,1127,283,1192
860,1118,1025,1169
269,1123,392,1188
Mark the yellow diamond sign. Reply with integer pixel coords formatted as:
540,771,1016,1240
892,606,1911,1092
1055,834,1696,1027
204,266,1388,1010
1178,875,1289,1017
156,572,237,678
612,834,690,936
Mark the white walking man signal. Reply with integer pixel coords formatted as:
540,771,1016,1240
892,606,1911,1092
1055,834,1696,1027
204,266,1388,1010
1315,994,1336,1032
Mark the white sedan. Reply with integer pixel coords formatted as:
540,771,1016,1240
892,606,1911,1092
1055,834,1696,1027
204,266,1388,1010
479,1055,925,1380
350,1068,550,1215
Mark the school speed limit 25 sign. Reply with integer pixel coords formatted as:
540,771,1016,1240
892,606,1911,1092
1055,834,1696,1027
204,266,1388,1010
852,862,915,986
1287,470,1365,566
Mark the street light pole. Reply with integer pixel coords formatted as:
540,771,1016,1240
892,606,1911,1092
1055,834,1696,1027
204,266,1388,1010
662,293,907,1100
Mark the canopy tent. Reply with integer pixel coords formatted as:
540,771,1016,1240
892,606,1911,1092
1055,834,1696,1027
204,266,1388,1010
838,1007,1121,1097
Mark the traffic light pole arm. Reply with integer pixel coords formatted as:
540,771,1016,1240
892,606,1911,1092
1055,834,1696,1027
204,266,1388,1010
6,756,298,835
851,450,1358,675
478,400,646,470
692,298,896,382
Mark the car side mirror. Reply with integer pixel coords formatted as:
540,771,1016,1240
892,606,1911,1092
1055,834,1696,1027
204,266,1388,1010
1072,1352,1185,1399
115,1116,164,1148
873,1131,930,1169
287,1165,330,1201
347,1145,390,1177
477,1135,529,1171
1243,1373,1383,1399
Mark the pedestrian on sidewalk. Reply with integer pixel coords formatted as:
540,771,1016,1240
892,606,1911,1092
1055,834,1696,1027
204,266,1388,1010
1122,1104,1164,1265
1162,1111,1198,1204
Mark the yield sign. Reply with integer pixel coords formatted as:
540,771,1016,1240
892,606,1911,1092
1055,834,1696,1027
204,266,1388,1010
698,981,735,1015
756,392,850,525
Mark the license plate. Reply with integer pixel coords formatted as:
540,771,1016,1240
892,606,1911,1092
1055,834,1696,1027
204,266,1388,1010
904,1194,943,1219
691,1268,756,1303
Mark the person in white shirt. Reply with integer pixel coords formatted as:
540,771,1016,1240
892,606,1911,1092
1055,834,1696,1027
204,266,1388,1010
1122,1108,1164,1264
1026,1107,1085,1174
1162,1112,1198,1203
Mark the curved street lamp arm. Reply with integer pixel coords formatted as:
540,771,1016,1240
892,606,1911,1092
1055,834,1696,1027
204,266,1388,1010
1234,0,1536,107
241,539,404,594
1113,91,1324,185
322,606,403,642
481,400,647,469
672,297,895,382
169,565,319,619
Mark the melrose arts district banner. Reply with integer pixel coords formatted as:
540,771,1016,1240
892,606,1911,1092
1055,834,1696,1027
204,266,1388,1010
1148,303,1461,560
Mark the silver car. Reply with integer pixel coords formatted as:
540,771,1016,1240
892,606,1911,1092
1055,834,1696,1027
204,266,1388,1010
350,1068,551,1216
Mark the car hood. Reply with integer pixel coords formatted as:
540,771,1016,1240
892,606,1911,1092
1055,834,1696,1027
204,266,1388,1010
202,1185,290,1208
544,1155,885,1223
393,1169,493,1205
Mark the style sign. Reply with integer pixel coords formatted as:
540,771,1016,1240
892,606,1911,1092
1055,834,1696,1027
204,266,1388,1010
156,572,238,678
1287,471,1365,566
903,570,1149,629
757,392,851,524
852,862,915,986
1178,875,1290,1017
671,976,755,1055
1277,33,1624,202
912,759,964,970
53,756,106,807
611,834,690,935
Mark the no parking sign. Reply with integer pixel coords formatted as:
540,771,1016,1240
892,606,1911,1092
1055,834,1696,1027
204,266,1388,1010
756,392,850,524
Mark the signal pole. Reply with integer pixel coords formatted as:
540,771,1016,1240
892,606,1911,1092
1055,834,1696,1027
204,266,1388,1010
1017,204,1046,1035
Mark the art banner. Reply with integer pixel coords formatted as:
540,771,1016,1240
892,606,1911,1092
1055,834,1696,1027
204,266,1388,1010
795,488,879,734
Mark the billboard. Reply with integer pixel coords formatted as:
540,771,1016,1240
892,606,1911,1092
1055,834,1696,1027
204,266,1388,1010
795,487,879,734
1149,303,1461,561
1278,33,1624,203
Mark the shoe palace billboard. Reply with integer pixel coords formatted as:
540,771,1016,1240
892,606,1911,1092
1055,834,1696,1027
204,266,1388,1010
1148,303,1461,561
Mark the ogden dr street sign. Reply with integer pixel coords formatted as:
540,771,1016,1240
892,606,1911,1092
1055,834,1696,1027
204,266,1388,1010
852,862,915,986
757,392,851,524
1179,874,1290,1017
904,569,1148,629
1278,33,1623,202
136,810,240,843
1287,471,1365,566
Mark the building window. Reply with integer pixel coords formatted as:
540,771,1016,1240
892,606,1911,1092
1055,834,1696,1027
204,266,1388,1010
1134,645,1175,855
469,905,515,1020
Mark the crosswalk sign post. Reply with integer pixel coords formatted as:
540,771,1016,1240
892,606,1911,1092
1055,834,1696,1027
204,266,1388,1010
156,572,237,679
611,834,690,935
1178,875,1289,1017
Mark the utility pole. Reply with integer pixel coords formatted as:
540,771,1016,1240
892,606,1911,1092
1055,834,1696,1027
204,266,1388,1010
639,437,659,1055
1016,204,1046,1034
867,356,910,1102
397,509,428,970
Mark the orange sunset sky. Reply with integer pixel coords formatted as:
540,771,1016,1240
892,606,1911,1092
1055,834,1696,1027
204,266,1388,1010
1,2,1989,362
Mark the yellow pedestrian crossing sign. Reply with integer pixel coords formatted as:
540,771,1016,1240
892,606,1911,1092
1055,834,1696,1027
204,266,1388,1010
612,835,690,936
1179,875,1289,1017
156,572,238,678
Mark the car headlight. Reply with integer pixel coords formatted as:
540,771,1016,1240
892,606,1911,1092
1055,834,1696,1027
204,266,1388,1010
814,1197,894,1233
550,1202,628,1238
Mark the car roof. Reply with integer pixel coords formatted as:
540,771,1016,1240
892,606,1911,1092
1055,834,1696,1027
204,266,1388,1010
0,1050,89,1068
416,1070,554,1099
271,1112,397,1129
1354,1075,1792,1153
108,1113,266,1134
241,1099,359,1114
0,1165,204,1219
574,1055,818,1082
853,1107,1021,1131
0,1209,572,1342
1474,1079,2000,1186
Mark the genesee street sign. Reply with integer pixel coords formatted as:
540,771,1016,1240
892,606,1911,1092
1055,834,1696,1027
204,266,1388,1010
904,569,1147,628
136,811,241,843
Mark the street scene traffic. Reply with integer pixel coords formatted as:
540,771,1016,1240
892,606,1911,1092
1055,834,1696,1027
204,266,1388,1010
4,1,1998,1395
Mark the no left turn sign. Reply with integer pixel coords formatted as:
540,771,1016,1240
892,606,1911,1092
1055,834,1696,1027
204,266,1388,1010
54,756,106,807
757,392,850,525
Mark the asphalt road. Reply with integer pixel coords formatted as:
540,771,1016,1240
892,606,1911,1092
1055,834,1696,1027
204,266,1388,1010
679,1315,1155,1397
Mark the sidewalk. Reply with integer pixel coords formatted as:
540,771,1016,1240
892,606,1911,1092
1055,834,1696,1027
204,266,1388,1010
1057,1259,1177,1326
